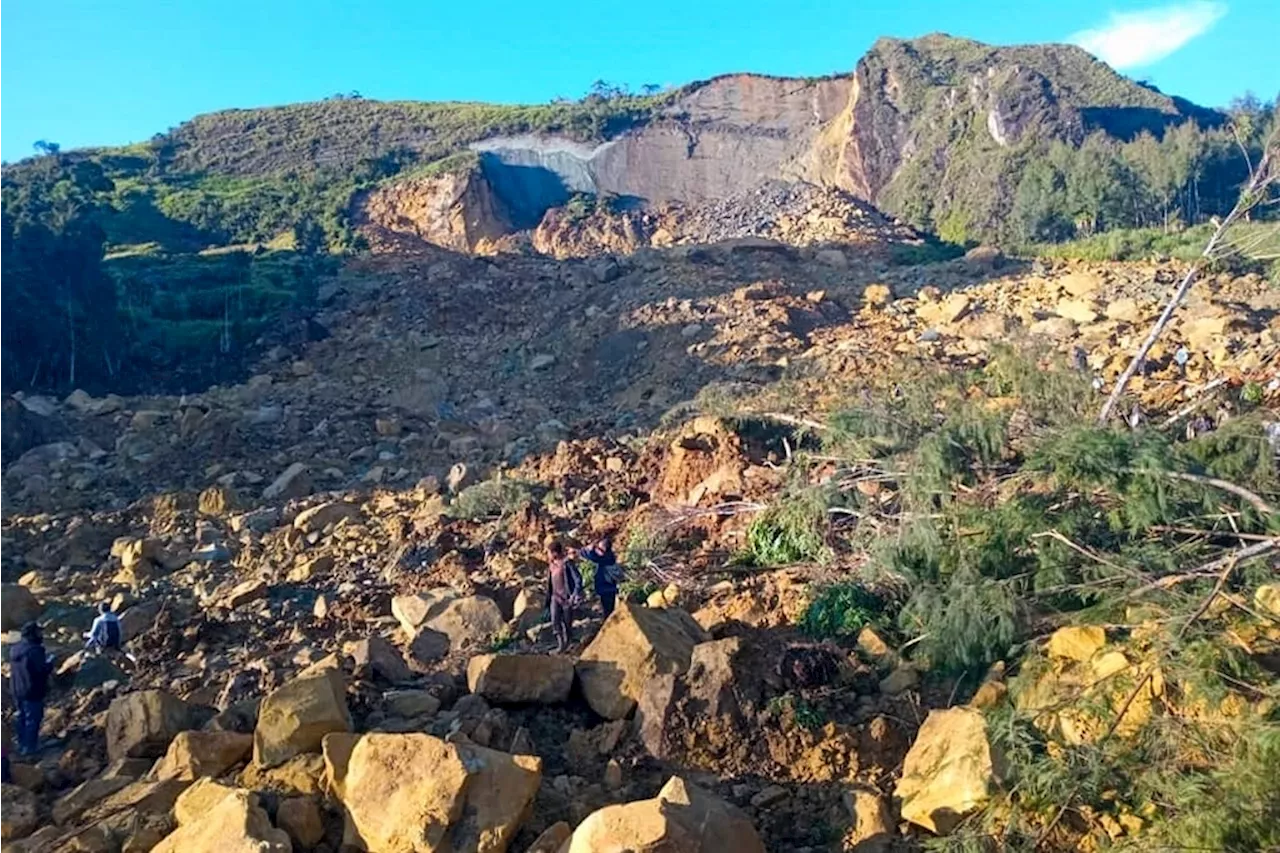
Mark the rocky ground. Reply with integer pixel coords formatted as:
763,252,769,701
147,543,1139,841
2,236,1278,852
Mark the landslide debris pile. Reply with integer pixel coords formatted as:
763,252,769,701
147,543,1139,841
530,181,927,260
2,243,1278,852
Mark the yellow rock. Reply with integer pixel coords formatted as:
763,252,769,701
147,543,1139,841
1104,298,1143,323
895,707,994,834
153,786,290,853
1254,584,1280,617
1046,625,1106,662
863,284,893,308
1056,299,1100,324
564,776,766,853
322,732,541,853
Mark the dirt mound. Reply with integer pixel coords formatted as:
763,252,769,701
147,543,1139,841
531,181,926,259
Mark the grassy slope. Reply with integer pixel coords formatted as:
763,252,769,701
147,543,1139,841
6,91,679,252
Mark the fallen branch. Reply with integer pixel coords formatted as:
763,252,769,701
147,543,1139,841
1159,377,1228,428
1150,469,1277,516
1124,536,1279,600
756,411,829,431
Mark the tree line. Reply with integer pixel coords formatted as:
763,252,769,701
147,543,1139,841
1009,96,1277,243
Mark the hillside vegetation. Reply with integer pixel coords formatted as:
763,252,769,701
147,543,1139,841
857,36,1272,244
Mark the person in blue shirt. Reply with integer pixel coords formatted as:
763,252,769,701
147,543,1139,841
580,535,621,618
85,602,122,653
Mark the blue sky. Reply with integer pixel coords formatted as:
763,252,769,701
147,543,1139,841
2,0,1276,162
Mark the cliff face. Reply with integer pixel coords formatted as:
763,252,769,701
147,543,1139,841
356,166,512,252
354,35,1220,252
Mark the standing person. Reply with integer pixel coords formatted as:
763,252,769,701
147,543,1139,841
9,622,52,757
545,540,582,653
580,535,621,618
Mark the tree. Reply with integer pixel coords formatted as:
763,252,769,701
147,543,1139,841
32,140,60,156
292,216,327,255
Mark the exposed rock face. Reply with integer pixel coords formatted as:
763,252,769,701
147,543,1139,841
106,691,193,761
392,590,505,652
253,668,352,769
466,653,575,705
895,707,996,835
576,603,710,719
563,776,766,852
358,166,512,252
322,731,542,852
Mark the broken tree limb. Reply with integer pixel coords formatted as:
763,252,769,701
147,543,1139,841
1149,469,1277,516
1123,536,1279,601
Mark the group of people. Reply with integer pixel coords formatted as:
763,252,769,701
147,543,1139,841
545,534,624,653
4,603,127,774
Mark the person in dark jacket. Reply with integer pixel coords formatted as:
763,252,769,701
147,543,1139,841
9,622,52,757
545,540,582,653
580,535,621,618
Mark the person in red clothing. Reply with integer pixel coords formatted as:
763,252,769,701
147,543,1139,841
545,540,583,653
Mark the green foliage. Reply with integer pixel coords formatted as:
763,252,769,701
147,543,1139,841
798,582,884,639
619,576,660,604
484,626,520,652
766,693,827,730
448,478,537,520
897,571,1021,673
621,523,670,569
740,491,832,566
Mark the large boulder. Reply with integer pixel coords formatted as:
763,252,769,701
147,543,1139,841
636,636,765,761
563,776,766,852
895,707,996,834
1,583,42,631
576,603,710,719
150,731,254,781
254,667,351,769
153,785,291,853
466,654,574,705
323,732,541,852
392,590,505,652
1,784,39,840
106,690,194,761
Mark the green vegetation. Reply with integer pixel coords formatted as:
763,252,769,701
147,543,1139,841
729,346,1279,848
448,477,538,521
739,490,833,566
4,86,679,254
798,582,884,639
766,693,827,730
866,35,1277,244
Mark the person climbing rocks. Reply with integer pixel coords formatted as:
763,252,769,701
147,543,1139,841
546,540,583,653
580,534,621,618
84,601,138,666
9,622,53,757
85,602,122,653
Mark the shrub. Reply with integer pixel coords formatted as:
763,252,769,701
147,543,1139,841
448,478,536,520
799,582,885,639
897,571,1021,673
740,492,831,566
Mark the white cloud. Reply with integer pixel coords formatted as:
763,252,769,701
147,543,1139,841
1070,1,1227,70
